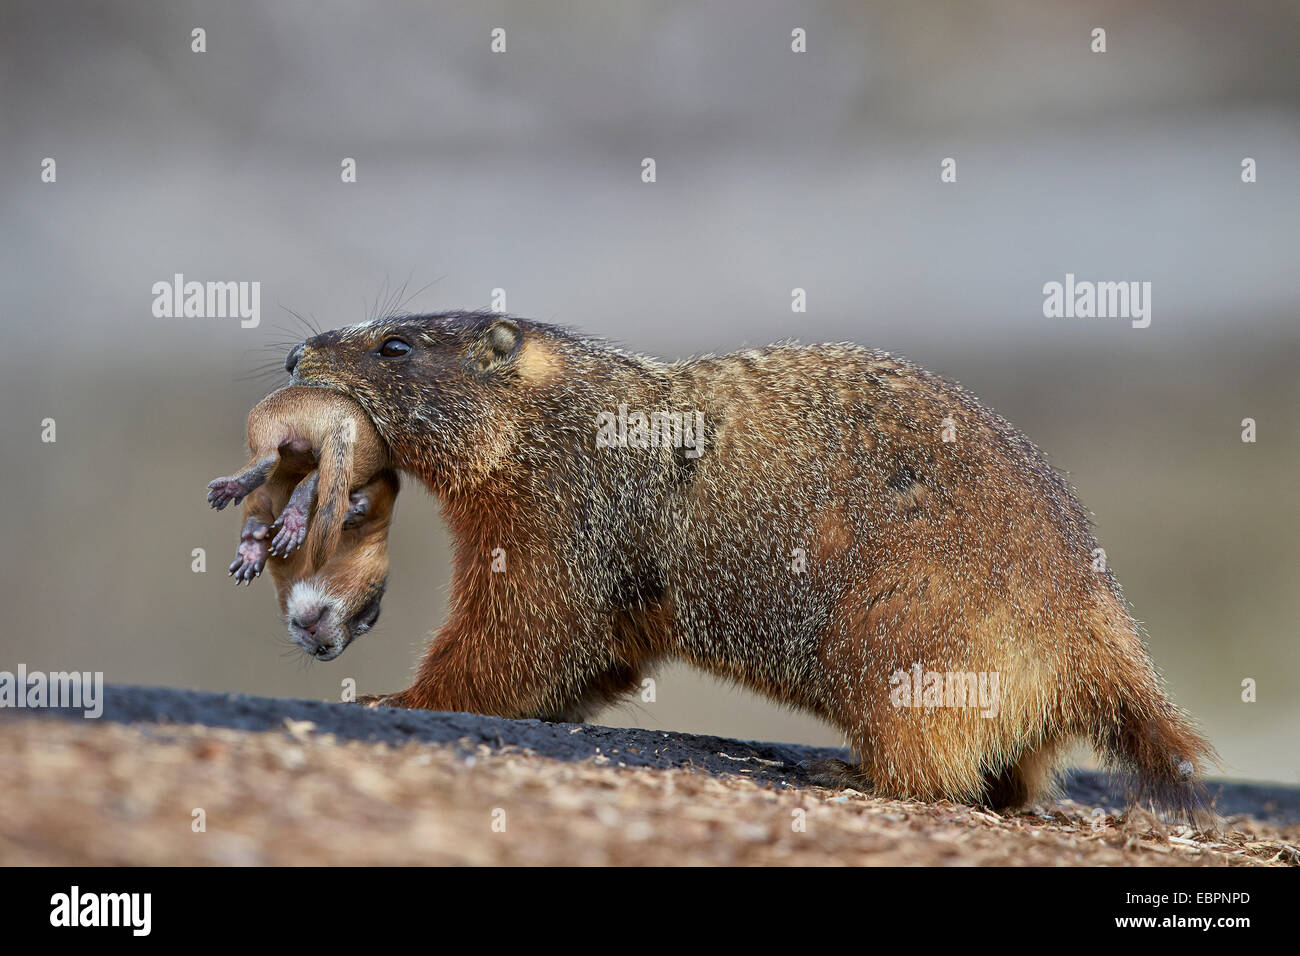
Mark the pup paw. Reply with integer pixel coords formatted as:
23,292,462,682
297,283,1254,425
228,520,269,584
207,475,249,510
269,505,308,556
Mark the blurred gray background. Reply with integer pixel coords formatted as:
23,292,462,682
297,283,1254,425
1,1,1296,781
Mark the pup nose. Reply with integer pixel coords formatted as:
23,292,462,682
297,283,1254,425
285,342,305,375
292,606,324,635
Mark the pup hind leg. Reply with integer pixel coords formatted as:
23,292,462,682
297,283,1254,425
208,454,278,510
269,470,318,557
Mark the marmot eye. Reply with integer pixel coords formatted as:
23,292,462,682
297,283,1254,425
378,338,411,358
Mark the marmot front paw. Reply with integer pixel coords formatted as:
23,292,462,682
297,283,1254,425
353,692,412,709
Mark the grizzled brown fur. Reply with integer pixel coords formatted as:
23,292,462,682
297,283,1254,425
287,311,1213,814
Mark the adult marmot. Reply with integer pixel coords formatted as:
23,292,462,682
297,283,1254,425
285,311,1212,812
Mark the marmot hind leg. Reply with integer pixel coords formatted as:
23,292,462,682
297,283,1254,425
979,741,1063,811
800,750,1057,811
801,757,873,793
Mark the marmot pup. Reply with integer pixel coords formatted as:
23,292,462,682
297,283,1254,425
208,386,397,660
284,312,1213,813
208,385,388,568
234,468,398,660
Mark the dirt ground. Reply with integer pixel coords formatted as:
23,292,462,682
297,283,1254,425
1,717,1297,866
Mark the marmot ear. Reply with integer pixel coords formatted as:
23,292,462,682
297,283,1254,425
478,318,522,369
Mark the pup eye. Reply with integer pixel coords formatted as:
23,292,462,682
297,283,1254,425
378,338,411,358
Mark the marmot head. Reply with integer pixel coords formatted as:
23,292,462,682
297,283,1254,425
287,312,569,492
268,469,399,661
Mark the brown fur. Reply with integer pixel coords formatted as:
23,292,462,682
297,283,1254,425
287,312,1215,816
208,386,389,569
238,469,399,627
209,386,399,659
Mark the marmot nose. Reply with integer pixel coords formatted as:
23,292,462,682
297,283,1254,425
285,342,305,375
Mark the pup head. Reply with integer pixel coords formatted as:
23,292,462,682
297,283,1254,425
268,469,399,661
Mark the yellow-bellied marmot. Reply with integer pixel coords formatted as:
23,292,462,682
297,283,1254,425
284,311,1213,813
